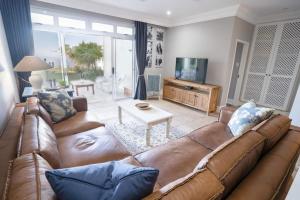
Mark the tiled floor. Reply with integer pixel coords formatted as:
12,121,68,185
74,84,218,133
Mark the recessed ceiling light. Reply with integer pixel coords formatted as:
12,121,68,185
166,10,172,16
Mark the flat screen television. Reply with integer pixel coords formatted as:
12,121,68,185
175,57,208,84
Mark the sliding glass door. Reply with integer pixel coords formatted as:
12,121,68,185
113,38,134,99
32,30,65,88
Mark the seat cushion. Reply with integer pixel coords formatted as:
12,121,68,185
197,131,265,197
252,114,291,153
2,153,55,200
46,161,159,200
20,115,61,168
135,137,211,187
53,111,104,137
144,168,224,200
227,131,300,200
188,122,233,150
58,127,130,168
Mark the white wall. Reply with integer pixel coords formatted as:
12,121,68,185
163,16,254,106
0,13,20,134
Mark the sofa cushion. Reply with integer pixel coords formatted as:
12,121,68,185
2,153,55,200
252,114,291,153
46,161,159,200
0,107,24,198
188,122,233,150
228,102,274,136
20,115,61,168
144,168,224,200
58,127,130,168
196,131,265,197
227,131,300,200
38,90,77,123
135,137,211,187
53,112,104,137
26,97,53,127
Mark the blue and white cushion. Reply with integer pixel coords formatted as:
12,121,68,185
38,90,77,123
228,101,274,136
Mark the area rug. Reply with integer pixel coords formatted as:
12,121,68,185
104,116,188,155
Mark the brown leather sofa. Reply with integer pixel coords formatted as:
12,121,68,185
26,96,105,137
1,104,300,200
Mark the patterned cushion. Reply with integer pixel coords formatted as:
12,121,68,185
38,90,77,123
228,102,274,136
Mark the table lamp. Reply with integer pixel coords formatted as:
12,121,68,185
14,56,52,91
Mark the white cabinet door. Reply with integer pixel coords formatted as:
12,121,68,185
242,24,278,102
262,21,300,110
242,20,300,111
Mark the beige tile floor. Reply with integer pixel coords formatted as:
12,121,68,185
74,85,218,133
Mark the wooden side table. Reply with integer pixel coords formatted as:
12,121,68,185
70,80,95,96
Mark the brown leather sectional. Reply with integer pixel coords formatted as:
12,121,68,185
1,100,300,200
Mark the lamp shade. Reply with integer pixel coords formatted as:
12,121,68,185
14,56,52,72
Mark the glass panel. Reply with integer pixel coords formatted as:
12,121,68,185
58,17,85,29
32,30,64,88
114,39,133,99
117,26,133,35
92,22,114,33
31,13,54,25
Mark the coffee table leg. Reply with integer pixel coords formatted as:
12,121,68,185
146,125,151,146
118,106,122,124
166,118,171,138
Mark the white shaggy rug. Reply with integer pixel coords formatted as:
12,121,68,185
104,116,188,155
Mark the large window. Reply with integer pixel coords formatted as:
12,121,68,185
30,8,135,100
58,17,86,29
31,13,54,25
92,22,114,33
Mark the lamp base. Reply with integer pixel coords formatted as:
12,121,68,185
29,72,43,91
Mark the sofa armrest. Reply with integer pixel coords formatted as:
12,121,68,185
72,97,88,112
218,106,236,125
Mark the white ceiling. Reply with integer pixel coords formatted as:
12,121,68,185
38,0,300,26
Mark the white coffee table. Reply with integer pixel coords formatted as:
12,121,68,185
118,100,173,146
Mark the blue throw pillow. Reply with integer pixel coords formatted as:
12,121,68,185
45,161,159,200
228,101,274,136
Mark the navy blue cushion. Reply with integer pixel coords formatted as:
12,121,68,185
45,161,159,200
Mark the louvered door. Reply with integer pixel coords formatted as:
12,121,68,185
242,24,278,102
262,21,300,110
242,20,300,111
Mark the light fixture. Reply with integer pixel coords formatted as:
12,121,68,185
14,56,52,91
166,10,172,16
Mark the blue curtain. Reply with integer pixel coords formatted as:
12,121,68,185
134,21,147,100
0,0,34,101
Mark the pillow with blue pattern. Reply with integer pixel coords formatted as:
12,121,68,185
228,101,274,136
38,90,77,123
45,161,159,200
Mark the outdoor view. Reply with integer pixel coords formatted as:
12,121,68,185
33,30,134,102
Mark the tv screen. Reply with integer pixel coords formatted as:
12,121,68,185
175,57,208,84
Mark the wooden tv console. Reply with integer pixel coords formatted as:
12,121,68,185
163,78,220,114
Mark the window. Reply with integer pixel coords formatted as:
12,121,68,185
58,17,85,29
117,26,133,35
31,13,54,25
92,22,114,33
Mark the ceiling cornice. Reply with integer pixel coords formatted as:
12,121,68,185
35,0,300,27
36,0,171,26
169,5,240,27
